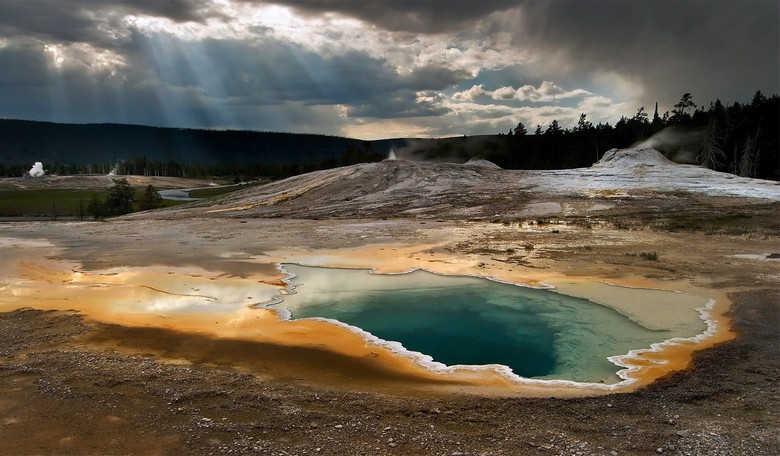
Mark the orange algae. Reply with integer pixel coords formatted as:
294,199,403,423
0,242,735,397
618,297,734,389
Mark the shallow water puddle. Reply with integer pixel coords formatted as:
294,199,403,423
272,264,709,384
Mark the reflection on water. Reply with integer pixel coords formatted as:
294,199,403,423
275,264,707,384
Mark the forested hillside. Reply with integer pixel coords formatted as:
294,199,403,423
0,120,403,178
402,92,780,180
407,92,778,180
1,92,776,181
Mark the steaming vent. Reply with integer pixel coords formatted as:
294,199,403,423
28,162,45,177
594,148,677,168
464,158,502,169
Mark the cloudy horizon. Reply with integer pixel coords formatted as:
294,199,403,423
0,0,777,140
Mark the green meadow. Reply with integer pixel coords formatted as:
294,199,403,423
0,181,263,218
0,189,109,218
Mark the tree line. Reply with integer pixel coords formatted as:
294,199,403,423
86,179,165,218
1,91,777,181
489,91,778,179
0,120,382,167
0,142,386,182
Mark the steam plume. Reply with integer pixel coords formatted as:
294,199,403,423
632,127,703,163
28,162,45,177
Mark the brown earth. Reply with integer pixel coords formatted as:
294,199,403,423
0,174,226,191
0,288,775,456
1,155,779,455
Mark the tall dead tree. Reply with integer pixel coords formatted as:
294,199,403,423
699,117,726,170
738,131,760,178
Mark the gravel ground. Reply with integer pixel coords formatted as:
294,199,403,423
0,288,777,455
1,153,778,455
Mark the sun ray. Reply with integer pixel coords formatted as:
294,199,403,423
43,43,69,122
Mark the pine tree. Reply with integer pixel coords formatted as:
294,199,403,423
672,93,696,121
544,120,562,135
104,178,135,215
738,132,760,178
576,113,593,131
652,102,662,126
138,185,164,211
86,193,107,219
699,117,726,170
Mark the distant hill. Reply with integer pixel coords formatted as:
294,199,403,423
0,119,405,167
3,90,777,181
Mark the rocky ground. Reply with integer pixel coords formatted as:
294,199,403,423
0,289,776,455
1,149,778,455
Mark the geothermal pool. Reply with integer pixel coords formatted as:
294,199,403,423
273,264,708,384
0,235,719,390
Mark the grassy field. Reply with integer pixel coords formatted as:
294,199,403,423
0,189,106,217
0,181,266,218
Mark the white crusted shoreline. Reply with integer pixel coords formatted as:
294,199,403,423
264,262,723,392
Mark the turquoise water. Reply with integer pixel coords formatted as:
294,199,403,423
275,264,692,383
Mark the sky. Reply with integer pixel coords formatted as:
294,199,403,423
0,1,777,140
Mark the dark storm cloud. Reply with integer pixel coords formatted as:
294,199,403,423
0,41,50,86
265,0,778,106
126,31,460,110
346,92,451,119
403,65,472,90
0,0,216,45
0,0,776,137
0,36,346,132
0,20,458,128
514,1,779,106
255,0,518,33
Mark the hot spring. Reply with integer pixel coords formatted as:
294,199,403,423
272,264,709,384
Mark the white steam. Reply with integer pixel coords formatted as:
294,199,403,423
387,148,397,160
632,127,704,164
29,162,45,177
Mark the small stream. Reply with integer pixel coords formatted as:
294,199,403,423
159,188,201,201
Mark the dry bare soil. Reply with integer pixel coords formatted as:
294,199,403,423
1,150,778,455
